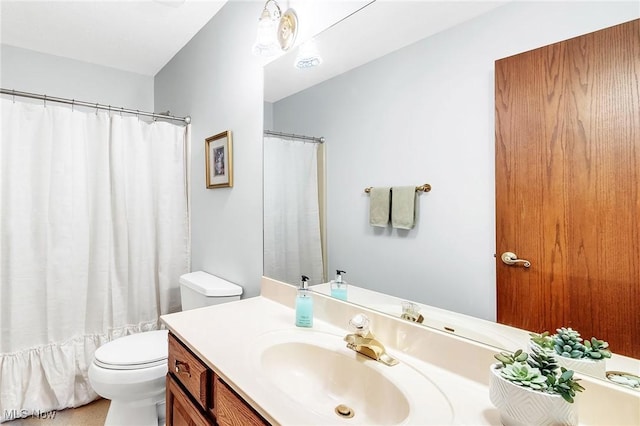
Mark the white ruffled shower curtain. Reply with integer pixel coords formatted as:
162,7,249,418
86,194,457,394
263,136,324,285
0,98,190,421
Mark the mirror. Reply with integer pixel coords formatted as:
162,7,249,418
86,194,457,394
263,1,640,382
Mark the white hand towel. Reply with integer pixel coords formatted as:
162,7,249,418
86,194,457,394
391,186,416,229
369,187,391,227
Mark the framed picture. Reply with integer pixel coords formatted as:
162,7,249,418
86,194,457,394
205,130,233,188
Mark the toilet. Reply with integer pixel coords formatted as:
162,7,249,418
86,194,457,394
88,271,243,426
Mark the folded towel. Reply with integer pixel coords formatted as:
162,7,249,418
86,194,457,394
391,186,416,229
369,187,391,227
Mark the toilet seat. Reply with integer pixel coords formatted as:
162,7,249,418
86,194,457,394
94,330,168,370
94,357,167,370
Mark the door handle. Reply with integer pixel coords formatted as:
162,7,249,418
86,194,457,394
501,252,531,268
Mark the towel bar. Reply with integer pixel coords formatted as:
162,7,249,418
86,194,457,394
364,184,431,194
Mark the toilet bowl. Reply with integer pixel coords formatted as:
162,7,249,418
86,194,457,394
88,330,169,426
88,271,243,426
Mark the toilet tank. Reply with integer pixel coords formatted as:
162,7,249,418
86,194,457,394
179,271,243,310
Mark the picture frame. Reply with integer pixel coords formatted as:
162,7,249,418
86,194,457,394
205,130,233,188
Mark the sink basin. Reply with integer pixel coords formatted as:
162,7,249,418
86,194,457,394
251,329,453,425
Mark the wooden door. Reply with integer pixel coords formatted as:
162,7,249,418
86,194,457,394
495,19,640,359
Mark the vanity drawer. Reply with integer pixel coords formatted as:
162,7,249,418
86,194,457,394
168,333,209,410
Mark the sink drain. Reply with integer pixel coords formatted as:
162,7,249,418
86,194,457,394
335,404,355,419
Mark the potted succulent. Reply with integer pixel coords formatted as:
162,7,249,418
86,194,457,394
530,327,611,378
489,345,585,426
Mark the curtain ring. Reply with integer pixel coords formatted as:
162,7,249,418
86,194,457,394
43,94,47,108
71,99,75,112
12,89,16,103
95,103,99,115
136,110,140,121
120,107,124,117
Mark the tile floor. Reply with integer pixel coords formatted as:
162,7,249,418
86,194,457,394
8,399,109,426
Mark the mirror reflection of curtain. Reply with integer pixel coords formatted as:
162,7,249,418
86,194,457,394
263,136,324,285
0,98,190,420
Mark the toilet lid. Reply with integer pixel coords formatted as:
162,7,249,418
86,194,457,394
179,271,243,297
94,330,168,370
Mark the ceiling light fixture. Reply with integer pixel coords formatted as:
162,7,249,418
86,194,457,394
294,39,323,69
253,0,298,57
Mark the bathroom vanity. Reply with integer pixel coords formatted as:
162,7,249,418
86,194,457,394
166,333,267,425
160,277,640,425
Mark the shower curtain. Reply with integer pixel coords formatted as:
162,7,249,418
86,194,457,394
263,136,324,285
0,98,190,421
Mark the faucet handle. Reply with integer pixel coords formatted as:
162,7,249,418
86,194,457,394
401,301,424,323
348,313,370,336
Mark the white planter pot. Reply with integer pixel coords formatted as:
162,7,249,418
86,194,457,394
556,356,606,379
489,364,579,426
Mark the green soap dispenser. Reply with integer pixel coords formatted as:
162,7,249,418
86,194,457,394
330,269,348,301
295,275,313,327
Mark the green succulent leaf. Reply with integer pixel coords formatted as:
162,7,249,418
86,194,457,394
515,352,528,363
529,331,555,350
570,349,583,358
494,353,513,365
560,369,574,381
561,393,575,403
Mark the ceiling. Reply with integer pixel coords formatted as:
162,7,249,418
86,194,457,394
1,0,508,85
265,1,508,102
0,0,227,76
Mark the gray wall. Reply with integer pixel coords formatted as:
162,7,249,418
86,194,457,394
271,2,639,320
4,1,636,313
154,1,264,298
1,45,154,110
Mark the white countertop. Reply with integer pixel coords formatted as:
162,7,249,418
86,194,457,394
161,296,501,425
160,275,640,426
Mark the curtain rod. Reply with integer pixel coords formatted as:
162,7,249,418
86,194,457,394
264,129,324,143
1,88,191,124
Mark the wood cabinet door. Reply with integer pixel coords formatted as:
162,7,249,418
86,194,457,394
166,375,210,426
495,19,640,358
214,376,269,426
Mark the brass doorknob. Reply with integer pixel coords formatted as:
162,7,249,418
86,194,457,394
501,252,531,268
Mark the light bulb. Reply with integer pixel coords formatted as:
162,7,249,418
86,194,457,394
295,39,323,69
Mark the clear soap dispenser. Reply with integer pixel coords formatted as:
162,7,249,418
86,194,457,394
295,275,313,328
330,269,348,301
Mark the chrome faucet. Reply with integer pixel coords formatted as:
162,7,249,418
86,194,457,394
344,314,398,366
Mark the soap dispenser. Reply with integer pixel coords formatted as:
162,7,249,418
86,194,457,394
295,275,313,328
330,269,348,301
